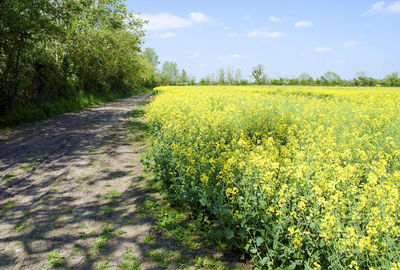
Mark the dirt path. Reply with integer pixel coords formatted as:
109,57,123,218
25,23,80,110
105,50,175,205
0,93,157,269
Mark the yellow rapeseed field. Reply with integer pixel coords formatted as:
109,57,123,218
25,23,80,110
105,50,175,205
144,86,400,269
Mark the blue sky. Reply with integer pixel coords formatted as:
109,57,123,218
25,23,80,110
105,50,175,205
126,0,400,81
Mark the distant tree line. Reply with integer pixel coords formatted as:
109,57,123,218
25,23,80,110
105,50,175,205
199,66,248,86
198,65,400,87
142,50,195,86
0,0,159,118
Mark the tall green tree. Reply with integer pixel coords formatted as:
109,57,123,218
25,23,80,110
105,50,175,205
0,0,59,109
321,71,341,86
298,73,314,85
234,69,242,84
218,68,225,85
161,61,179,84
180,69,188,84
143,47,160,71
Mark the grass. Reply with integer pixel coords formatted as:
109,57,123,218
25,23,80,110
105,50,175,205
129,109,145,118
104,189,122,199
2,173,17,183
127,108,149,144
0,88,150,129
15,224,28,232
101,189,122,215
91,223,115,251
0,200,18,217
137,176,247,269
46,251,67,268
94,260,110,270
72,244,86,255
75,176,92,183
120,249,141,270
145,250,170,269
19,160,38,172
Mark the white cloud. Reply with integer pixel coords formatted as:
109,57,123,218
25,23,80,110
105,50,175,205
200,64,207,68
364,1,385,15
387,1,400,12
315,47,332,53
227,32,238,38
231,54,242,59
363,1,400,15
223,26,231,30
269,16,282,22
141,13,192,30
243,15,251,20
294,20,313,28
344,40,358,47
249,29,286,38
159,32,176,38
140,12,216,30
190,12,212,24
140,13,192,31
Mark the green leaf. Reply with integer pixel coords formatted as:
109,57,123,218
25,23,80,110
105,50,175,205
256,236,264,247
224,228,234,240
199,198,207,206
260,257,269,266
250,248,258,254
288,261,299,270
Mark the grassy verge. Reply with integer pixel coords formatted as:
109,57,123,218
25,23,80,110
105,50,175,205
138,175,249,270
0,88,149,129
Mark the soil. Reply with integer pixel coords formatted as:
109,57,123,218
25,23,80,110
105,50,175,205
0,93,158,269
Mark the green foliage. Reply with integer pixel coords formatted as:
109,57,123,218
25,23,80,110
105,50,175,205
136,176,246,269
161,61,179,85
94,260,110,270
200,68,400,87
251,65,266,85
0,0,158,126
120,249,141,270
143,48,160,71
0,88,147,128
91,224,115,250
46,251,67,267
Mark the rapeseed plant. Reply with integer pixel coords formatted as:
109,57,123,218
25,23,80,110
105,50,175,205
144,86,400,269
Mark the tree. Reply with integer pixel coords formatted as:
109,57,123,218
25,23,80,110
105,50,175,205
384,72,400,86
234,69,242,84
298,73,314,85
226,66,234,85
180,69,188,84
252,64,265,84
0,0,59,109
353,72,374,86
321,71,341,86
161,61,179,84
143,48,160,71
188,75,196,85
0,0,152,120
218,68,225,85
